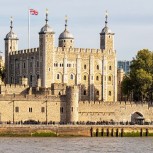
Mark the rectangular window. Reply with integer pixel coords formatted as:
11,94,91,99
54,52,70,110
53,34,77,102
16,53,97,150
60,107,63,113
30,62,32,68
15,107,19,113
41,107,45,113
29,107,32,112
23,62,26,68
37,61,39,67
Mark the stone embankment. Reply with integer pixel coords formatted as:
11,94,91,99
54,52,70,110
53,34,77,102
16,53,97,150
0,125,153,137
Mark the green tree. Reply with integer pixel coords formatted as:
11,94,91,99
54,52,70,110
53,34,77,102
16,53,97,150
0,67,5,81
122,49,153,102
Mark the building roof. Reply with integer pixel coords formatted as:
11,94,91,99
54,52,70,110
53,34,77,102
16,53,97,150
59,16,74,39
5,17,18,40
59,29,74,39
39,10,54,34
40,24,54,34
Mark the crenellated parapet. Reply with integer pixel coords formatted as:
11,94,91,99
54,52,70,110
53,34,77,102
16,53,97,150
9,47,39,55
55,47,103,54
0,84,29,95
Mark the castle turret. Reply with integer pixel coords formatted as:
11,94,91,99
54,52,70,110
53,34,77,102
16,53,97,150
100,11,114,53
39,9,55,87
117,68,125,101
59,16,74,48
66,86,79,123
4,17,18,84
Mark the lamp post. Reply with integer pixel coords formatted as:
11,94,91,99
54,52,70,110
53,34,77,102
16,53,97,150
0,112,1,123
42,93,48,125
9,100,14,124
45,99,48,125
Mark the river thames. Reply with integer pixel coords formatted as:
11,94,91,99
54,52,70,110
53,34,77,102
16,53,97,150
0,137,152,153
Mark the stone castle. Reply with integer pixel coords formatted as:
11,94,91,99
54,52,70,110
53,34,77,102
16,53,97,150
0,11,153,124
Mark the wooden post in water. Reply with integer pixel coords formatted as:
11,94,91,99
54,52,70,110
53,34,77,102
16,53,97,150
90,127,93,137
101,129,104,137
140,128,143,137
146,129,148,137
107,129,109,137
116,129,119,137
121,128,124,137
96,129,98,137
111,129,114,137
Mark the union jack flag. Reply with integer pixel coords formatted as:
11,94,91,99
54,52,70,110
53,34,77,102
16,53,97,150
30,9,38,15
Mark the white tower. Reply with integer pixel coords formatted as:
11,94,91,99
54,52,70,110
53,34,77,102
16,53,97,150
39,9,55,88
4,17,18,84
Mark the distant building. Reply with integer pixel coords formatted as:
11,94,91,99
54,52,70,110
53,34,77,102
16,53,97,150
117,60,131,73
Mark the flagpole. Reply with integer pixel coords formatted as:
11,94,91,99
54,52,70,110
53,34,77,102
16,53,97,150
28,8,30,49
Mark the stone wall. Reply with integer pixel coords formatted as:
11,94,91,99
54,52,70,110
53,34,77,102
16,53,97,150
0,93,153,124
0,125,153,137
0,84,29,95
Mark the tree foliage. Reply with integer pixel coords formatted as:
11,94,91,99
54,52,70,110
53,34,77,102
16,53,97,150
122,49,153,101
0,67,5,81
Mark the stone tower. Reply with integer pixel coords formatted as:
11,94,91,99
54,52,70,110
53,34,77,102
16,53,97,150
117,68,125,101
58,16,74,48
4,17,18,84
100,11,114,52
66,86,79,123
39,9,55,88
100,12,117,102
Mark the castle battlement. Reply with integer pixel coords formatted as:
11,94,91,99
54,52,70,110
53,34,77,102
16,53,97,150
55,47,103,54
79,100,153,108
0,84,29,95
2,84,29,88
9,48,39,55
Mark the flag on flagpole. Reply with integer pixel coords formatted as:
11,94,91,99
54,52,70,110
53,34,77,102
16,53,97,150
30,9,38,15
28,8,38,49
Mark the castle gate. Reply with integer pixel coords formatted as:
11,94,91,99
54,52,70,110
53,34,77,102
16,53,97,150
131,112,144,125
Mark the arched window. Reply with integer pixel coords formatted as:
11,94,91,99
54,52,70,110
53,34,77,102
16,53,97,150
70,74,73,80
97,65,99,70
109,66,112,70
23,62,26,68
84,90,86,95
96,76,99,81
84,65,86,69
96,91,99,96
109,91,111,96
109,76,111,81
30,75,32,82
57,74,60,79
84,75,87,80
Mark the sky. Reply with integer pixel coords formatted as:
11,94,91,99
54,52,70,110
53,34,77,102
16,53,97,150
0,0,153,60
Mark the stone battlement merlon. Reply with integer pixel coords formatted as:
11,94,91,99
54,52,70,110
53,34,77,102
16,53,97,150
79,100,153,108
1,84,29,89
9,47,39,55
55,47,103,55
0,94,66,102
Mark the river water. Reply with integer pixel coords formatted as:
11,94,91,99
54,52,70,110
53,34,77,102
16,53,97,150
0,137,152,153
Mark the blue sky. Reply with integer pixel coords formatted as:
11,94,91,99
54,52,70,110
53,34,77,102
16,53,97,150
0,0,153,60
